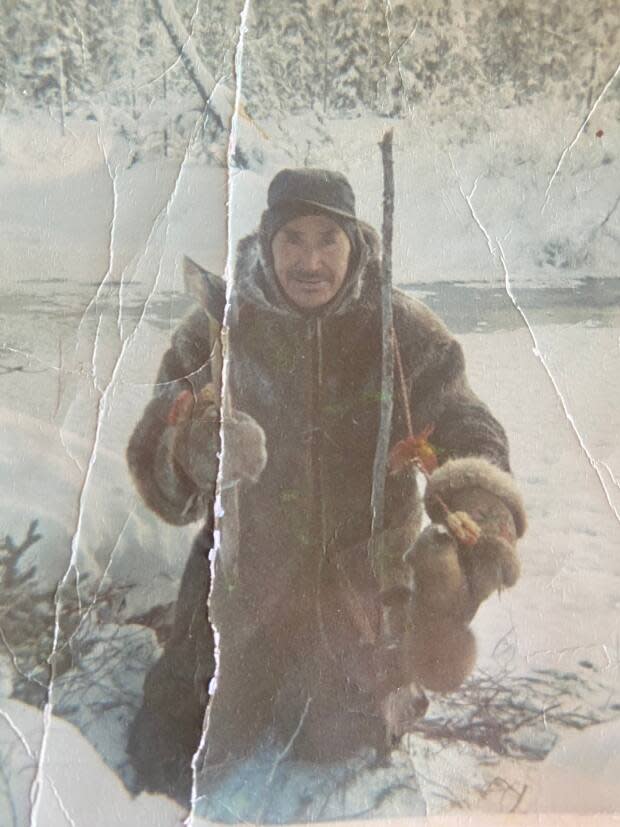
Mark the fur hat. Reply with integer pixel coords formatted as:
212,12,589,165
260,168,361,274
268,168,356,219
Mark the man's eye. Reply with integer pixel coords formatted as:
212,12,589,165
321,235,337,247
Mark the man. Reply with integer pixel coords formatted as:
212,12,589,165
126,168,526,804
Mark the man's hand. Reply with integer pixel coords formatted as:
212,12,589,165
221,408,268,486
397,464,525,696
414,456,527,621
170,385,268,493
406,487,520,625
170,386,221,493
446,486,520,606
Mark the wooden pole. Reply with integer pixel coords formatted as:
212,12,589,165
370,128,395,571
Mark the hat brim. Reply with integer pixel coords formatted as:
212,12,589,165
278,197,358,222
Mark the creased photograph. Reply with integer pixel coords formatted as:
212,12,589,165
1,1,619,824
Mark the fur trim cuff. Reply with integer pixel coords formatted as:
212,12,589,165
425,457,527,538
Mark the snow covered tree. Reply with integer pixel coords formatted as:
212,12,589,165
243,0,323,116
1,0,617,160
328,2,376,113
1,0,64,112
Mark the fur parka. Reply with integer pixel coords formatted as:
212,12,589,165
126,219,525,801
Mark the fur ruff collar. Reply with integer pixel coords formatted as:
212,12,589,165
231,220,383,319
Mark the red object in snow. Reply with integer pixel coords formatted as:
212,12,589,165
388,424,438,475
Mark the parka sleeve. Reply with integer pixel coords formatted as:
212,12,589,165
127,308,220,526
411,333,511,472
398,296,526,536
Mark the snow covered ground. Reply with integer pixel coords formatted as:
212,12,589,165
0,699,189,826
1,106,620,823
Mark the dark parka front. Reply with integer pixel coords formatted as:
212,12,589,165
126,219,511,802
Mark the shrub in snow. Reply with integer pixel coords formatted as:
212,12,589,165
0,520,161,782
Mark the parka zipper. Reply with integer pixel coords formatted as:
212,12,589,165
307,317,327,554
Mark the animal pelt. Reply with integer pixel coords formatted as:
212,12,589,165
425,457,527,538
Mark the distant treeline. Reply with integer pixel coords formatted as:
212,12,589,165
1,0,617,163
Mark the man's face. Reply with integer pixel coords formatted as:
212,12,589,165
271,213,352,310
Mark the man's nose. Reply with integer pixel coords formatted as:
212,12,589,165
303,247,322,272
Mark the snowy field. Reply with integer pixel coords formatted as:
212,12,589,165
1,111,620,823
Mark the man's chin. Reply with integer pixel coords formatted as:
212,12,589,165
293,297,327,310
288,282,333,308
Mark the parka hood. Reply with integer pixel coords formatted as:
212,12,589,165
235,219,383,319
183,220,383,325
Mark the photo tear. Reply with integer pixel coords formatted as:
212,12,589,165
1,1,619,824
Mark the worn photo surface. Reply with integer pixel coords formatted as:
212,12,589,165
1,0,620,824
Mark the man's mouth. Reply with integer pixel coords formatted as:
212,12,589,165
291,272,330,287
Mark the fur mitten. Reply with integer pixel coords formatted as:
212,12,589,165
171,385,268,492
443,486,520,605
408,458,525,620
220,408,268,486
169,385,221,492
422,457,526,613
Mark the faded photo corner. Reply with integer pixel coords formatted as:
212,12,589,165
1,1,619,825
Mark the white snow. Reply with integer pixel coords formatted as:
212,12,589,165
0,699,188,827
523,717,620,813
462,325,620,674
1,100,619,822
2,697,617,825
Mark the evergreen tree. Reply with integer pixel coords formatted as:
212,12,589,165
329,2,374,113
244,0,323,116
1,0,617,161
